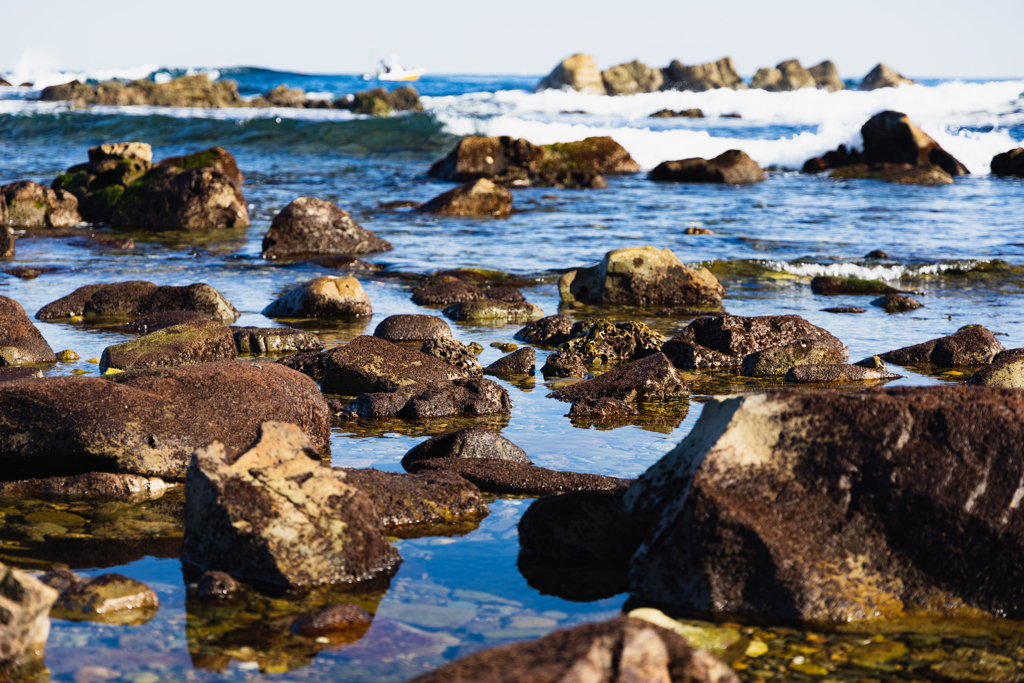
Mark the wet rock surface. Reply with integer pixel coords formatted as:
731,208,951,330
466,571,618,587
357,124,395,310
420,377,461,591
321,335,471,395
548,353,688,404
1,181,81,228
100,320,237,371
567,396,641,418
344,377,511,419
968,353,1024,388
541,350,588,378
417,179,513,216
419,336,483,375
785,363,902,383
402,427,531,471
811,275,898,295
874,293,924,312
0,367,42,383
41,569,159,624
37,281,239,321
0,295,56,366
741,337,849,377
262,275,372,319
261,196,393,260
122,310,212,333
880,325,1005,366
649,150,766,184
484,347,536,377
408,457,632,496
232,326,323,354
183,421,400,589
443,300,544,322
341,468,488,529
0,562,59,676
561,319,667,363
0,473,171,501
373,314,451,342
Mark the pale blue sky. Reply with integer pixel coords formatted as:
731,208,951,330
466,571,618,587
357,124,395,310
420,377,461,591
3,0,1022,80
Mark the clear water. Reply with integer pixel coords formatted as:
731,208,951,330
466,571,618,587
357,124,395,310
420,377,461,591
1,68,1023,682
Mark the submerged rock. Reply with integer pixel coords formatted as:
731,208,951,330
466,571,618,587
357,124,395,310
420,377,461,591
873,293,924,312
261,197,393,260
649,149,765,184
860,63,916,90
1,180,81,227
183,421,400,589
374,314,451,342
567,397,640,418
541,350,588,378
559,245,725,308
0,361,331,480
419,336,483,376
561,319,666,363
42,569,159,625
342,468,488,528
602,60,664,95
262,276,372,319
663,57,746,91
548,353,687,404
37,281,239,321
443,300,544,322
991,148,1024,178
535,54,605,95
484,347,536,377
880,325,1005,366
0,562,59,676
417,178,513,216
968,354,1024,388
0,295,56,366
100,320,237,371
345,377,511,419
811,275,898,295
320,335,471,395
232,326,323,354
0,473,172,501
624,387,1024,621
785,363,902,383
402,427,531,470
291,603,374,640
742,337,849,377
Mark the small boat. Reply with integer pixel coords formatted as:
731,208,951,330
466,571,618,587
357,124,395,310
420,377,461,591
363,58,426,82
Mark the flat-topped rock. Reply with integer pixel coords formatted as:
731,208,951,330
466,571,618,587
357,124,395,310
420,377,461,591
408,457,632,496
443,300,543,322
37,281,239,321
262,276,372,319
514,315,575,346
880,325,1005,367
785,363,902,383
320,335,471,395
100,320,237,371
373,314,451,342
341,468,488,528
344,377,511,419
742,337,849,377
261,196,393,260
0,295,56,366
548,353,687,404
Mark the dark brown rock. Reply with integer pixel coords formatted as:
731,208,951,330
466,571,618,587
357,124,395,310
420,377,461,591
561,319,666,363
0,367,42,383
374,314,451,342
321,335,471,395
541,350,588,378
484,347,535,377
831,162,954,186
37,281,239,321
802,143,863,173
548,353,687,404
821,306,866,314
183,421,399,589
0,472,171,500
567,397,640,418
0,295,56,366
261,197,393,260
402,427,530,471
811,275,898,295
1,180,81,228
443,300,544,322
649,150,765,184
860,63,916,90
419,336,483,376
0,224,12,258
341,468,488,527
861,111,968,176
873,293,924,312
100,320,237,371
122,310,211,333
992,148,1024,178
291,604,373,639
411,276,488,305
262,276,372,319
880,325,1005,367
0,563,59,676
741,337,849,377
519,490,639,565
0,361,331,480
417,179,513,216
662,314,842,370
663,58,746,92
232,326,323,354
428,135,544,183
410,457,631,496
190,570,244,601
785,363,902,383
277,349,329,380
42,570,159,624
345,377,511,419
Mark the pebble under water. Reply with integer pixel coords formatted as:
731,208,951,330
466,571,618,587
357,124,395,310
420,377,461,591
2,72,1024,682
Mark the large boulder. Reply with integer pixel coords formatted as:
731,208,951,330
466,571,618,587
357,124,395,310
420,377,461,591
1,181,81,227
37,281,239,321
649,149,765,184
0,562,59,677
601,60,664,95
662,314,843,369
860,111,968,176
344,377,511,419
39,74,247,107
558,245,725,308
0,296,56,366
262,276,372,319
535,54,605,95
320,335,470,395
261,197,393,260
373,314,451,342
51,142,153,222
992,148,1024,178
408,616,738,683
879,325,1005,367
808,60,845,91
663,58,746,91
0,361,331,480
183,421,400,589
624,387,1024,621
99,320,237,371
401,427,530,471
750,60,816,91
548,353,687,404
968,353,1024,388
417,178,513,216
860,63,915,90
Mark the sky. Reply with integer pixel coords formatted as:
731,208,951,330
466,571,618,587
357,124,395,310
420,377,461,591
2,0,1022,81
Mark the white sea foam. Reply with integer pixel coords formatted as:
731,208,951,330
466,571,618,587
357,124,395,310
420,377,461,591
766,260,986,281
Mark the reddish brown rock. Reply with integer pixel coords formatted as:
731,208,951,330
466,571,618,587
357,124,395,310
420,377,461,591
1,180,81,228
992,148,1024,178
649,150,765,184
0,473,171,501
879,325,1005,367
100,320,237,371
122,310,212,333
484,347,536,377
443,300,543,323
409,457,631,496
0,295,56,366
785,363,902,383
292,604,373,640
37,281,238,321
320,335,471,395
261,197,393,260
341,468,488,528
345,377,511,419
548,353,687,404
514,314,575,346
373,314,451,342
417,179,513,216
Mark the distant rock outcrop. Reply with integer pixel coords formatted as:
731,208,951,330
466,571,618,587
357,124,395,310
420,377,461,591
663,58,746,91
601,60,664,95
535,54,605,95
808,60,845,91
751,59,816,91
860,63,916,90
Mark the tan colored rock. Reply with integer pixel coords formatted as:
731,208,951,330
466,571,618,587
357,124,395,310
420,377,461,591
89,142,153,164
664,58,746,91
968,354,1024,388
602,60,664,95
262,275,372,319
535,54,605,95
42,570,159,625
809,60,845,92
1,181,81,227
417,178,513,216
0,563,58,676
860,63,916,90
443,300,544,322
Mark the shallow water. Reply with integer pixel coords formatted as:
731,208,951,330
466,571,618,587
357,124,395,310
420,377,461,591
1,69,1023,682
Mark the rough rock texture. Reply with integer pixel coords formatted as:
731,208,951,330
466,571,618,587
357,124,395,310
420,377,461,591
417,178,513,216
0,562,59,676
602,60,664,95
535,54,605,95
785,363,901,383
860,63,916,90
562,319,667,363
649,150,765,184
549,353,687,404
663,58,746,91
342,467,488,527
879,325,1005,367
1,181,81,227
0,224,13,258
262,276,372,319
261,197,393,260
428,136,545,183
0,473,171,500
100,320,237,371
320,335,471,395
624,387,1024,622
37,281,239,321
40,74,247,108
419,336,483,376
831,162,954,186
662,314,841,370
409,616,739,683
123,310,211,333
50,142,153,223
409,458,631,496
0,367,42,383
443,300,544,322
402,427,531,470
861,111,968,176
232,326,323,355
373,314,451,342
650,108,704,118
344,378,511,419
411,277,488,305
559,246,725,308
741,337,849,377
811,275,898,295
873,293,924,312
751,60,816,92
0,361,331,480
42,570,159,624
514,315,575,346
809,60,845,92
484,347,536,377
291,604,373,639
991,148,1024,178
0,295,56,366
183,421,400,588
568,397,641,418
541,351,588,378
968,355,1024,388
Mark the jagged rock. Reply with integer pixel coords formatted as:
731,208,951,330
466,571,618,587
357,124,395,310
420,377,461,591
374,314,451,342
880,325,1005,367
51,142,153,223
991,148,1024,178
484,347,536,377
262,275,372,319
183,421,400,589
751,59,816,91
419,336,483,376
785,363,902,383
417,178,513,216
809,60,845,91
41,570,159,624
122,310,211,333
873,293,924,312
568,397,640,418
1,181,81,227
601,60,664,95
402,427,531,470
649,150,765,184
0,473,171,501
37,281,238,321
0,361,331,480
345,377,511,419
968,354,1024,388
40,74,247,107
0,295,56,366
535,54,605,95
408,616,739,683
0,562,59,676
860,63,916,90
100,320,237,371
663,58,746,91
541,350,588,378
559,245,724,308
443,300,544,322
408,457,631,496
802,143,863,172
624,387,1024,621
232,326,323,354
261,197,392,260
514,316,579,346
650,108,704,118
742,337,849,377
662,314,843,370
320,335,471,395
341,468,487,528
811,275,898,295
549,353,687,404
863,110,967,176
561,319,666,363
